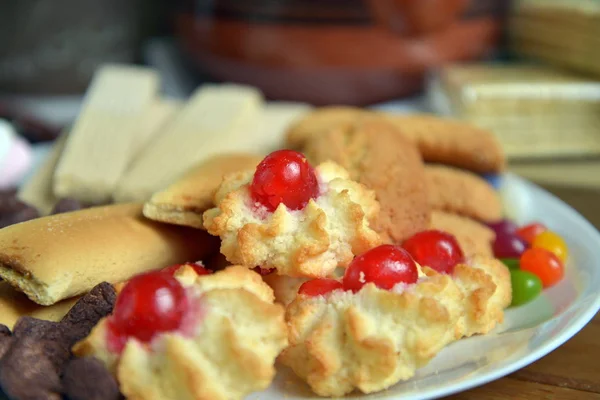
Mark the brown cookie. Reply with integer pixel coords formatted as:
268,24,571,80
429,210,495,257
384,114,505,173
303,117,430,244
425,165,502,223
143,153,263,229
285,106,369,149
285,107,505,174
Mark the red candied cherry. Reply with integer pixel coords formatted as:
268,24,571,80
343,245,418,292
402,230,465,274
298,279,344,296
162,262,212,277
250,150,319,212
108,271,189,348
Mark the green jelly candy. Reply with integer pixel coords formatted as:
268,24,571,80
501,258,520,270
510,270,542,307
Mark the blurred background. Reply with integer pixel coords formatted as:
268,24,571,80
0,0,598,225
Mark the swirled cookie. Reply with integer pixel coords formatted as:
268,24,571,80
281,252,510,397
203,152,381,278
73,266,287,400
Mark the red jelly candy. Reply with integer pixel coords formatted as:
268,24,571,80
163,262,212,277
343,245,418,292
250,150,319,212
402,230,465,274
109,271,189,347
516,222,547,245
298,279,344,296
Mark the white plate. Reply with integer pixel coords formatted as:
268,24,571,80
249,174,600,400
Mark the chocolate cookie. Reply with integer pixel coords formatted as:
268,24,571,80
425,165,502,223
429,211,495,257
303,117,430,244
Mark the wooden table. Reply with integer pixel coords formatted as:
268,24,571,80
450,182,600,399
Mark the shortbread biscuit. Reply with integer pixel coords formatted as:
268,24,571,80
0,203,218,305
285,107,505,173
74,266,288,400
0,282,79,329
425,165,502,222
384,114,505,173
303,117,430,244
281,256,510,397
430,210,495,257
143,153,262,229
203,161,381,277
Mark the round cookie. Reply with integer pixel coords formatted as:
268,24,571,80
285,106,368,149
383,114,505,173
429,210,495,257
425,165,502,223
303,117,430,244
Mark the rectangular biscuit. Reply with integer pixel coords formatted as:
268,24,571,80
53,65,160,203
113,84,264,202
0,203,218,305
17,133,69,215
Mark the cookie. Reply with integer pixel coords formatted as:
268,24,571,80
384,114,505,173
203,161,381,278
143,153,263,229
285,107,506,174
280,256,510,397
429,210,495,257
425,165,502,222
0,203,219,305
74,266,288,400
303,117,430,244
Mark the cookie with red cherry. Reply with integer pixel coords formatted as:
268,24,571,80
281,238,511,397
73,265,287,400
203,150,381,278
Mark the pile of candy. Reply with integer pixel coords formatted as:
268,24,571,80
489,220,568,306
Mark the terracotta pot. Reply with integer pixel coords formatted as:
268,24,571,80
176,0,504,105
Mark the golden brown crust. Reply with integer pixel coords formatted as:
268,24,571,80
143,153,263,229
425,165,502,223
203,162,381,278
383,114,506,173
0,203,219,305
281,258,511,397
303,117,430,244
285,107,506,174
430,210,495,257
74,266,288,400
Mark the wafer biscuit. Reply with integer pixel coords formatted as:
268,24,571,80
114,84,264,202
17,133,68,215
425,165,502,222
143,153,262,228
0,203,219,305
53,65,160,203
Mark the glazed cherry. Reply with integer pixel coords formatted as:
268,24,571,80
402,230,465,274
250,150,319,212
163,262,212,277
343,245,418,292
298,279,344,296
109,271,189,347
